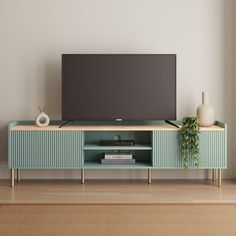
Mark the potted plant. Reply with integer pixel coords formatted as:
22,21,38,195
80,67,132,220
180,116,200,168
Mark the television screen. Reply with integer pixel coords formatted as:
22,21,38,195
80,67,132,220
62,54,176,121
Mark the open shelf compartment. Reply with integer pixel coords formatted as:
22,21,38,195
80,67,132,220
83,131,152,168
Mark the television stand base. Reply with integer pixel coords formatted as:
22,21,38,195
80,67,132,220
8,120,226,187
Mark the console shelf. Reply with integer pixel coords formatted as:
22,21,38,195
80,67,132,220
8,120,227,187
83,161,152,169
83,144,152,151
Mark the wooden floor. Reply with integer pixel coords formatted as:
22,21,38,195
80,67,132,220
1,204,236,236
1,180,236,236
0,179,236,204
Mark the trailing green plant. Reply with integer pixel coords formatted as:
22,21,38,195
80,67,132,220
180,116,200,168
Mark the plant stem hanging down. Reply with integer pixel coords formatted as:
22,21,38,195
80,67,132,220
180,116,200,168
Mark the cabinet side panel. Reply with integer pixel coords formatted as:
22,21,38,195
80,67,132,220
9,131,83,168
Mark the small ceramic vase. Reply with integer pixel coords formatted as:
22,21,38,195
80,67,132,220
196,92,215,127
35,107,50,127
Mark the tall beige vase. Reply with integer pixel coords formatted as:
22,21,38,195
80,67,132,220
196,92,215,127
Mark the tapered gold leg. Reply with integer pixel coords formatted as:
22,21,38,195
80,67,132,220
81,169,85,184
148,169,152,184
218,169,222,187
11,169,15,187
17,169,21,182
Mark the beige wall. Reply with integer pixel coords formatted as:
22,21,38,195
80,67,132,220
0,0,235,179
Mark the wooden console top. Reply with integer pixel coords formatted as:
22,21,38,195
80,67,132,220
11,124,225,131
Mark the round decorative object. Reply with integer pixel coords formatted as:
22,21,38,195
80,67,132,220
196,92,215,127
35,112,50,127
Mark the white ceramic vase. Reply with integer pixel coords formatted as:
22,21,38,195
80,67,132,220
196,92,215,127
35,112,50,127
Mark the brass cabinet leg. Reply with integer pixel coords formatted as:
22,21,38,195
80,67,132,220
81,169,85,184
11,169,15,187
17,169,21,182
218,169,222,187
212,169,216,182
148,169,152,184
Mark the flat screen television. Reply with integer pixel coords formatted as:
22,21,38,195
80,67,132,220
62,54,176,121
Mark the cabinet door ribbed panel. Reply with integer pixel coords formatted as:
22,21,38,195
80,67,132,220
9,131,84,168
152,131,182,168
199,131,226,168
152,130,226,169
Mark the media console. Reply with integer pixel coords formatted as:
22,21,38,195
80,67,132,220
8,121,227,187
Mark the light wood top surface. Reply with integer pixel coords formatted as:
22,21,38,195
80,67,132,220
11,124,224,131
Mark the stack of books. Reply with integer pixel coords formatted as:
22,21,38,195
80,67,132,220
101,152,135,164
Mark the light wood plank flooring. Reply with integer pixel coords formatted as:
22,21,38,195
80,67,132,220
1,204,236,236
1,180,236,236
0,179,236,204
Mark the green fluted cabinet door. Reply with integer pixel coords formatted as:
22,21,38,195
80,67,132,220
199,131,226,168
152,131,182,168
152,130,226,169
9,131,84,168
